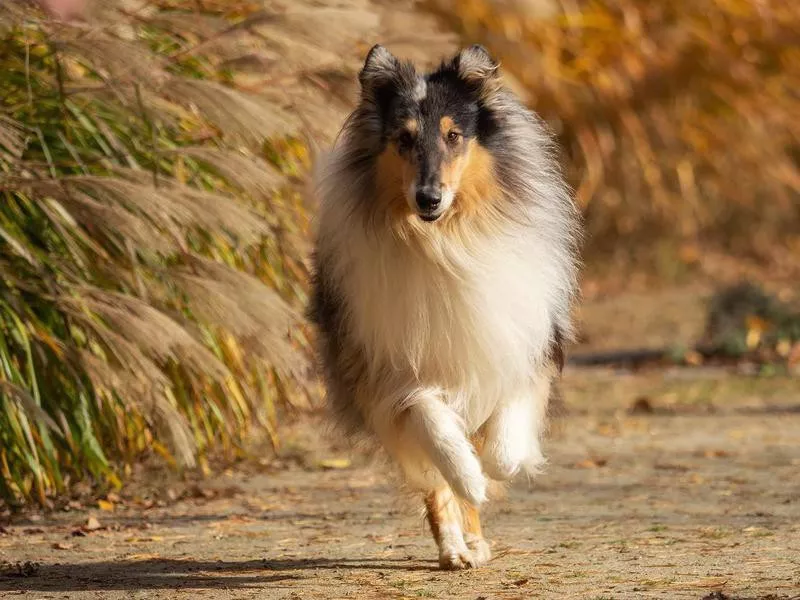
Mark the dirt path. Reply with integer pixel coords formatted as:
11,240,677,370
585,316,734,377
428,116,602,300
2,365,798,600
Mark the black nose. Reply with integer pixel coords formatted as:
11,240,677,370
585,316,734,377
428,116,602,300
416,188,441,212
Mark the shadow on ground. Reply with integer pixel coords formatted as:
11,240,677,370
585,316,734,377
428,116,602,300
0,557,438,592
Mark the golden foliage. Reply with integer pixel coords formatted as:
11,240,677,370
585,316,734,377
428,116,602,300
428,0,800,268
0,0,314,505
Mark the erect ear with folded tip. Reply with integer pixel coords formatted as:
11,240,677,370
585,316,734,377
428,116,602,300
456,44,500,89
359,44,400,94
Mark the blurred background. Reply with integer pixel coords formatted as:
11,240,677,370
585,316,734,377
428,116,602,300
0,0,797,508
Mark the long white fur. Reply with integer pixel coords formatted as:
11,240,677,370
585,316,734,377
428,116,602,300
315,168,565,498
480,374,551,480
403,390,487,504
312,47,578,510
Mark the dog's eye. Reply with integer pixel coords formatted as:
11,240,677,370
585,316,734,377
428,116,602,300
397,131,414,150
446,130,462,145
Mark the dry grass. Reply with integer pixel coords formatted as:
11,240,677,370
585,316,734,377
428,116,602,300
427,0,800,273
0,0,313,505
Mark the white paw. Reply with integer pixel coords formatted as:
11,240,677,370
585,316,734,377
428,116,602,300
438,538,491,569
439,546,481,570
464,534,492,566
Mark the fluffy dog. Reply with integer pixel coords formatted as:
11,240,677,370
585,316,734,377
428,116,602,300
309,44,580,569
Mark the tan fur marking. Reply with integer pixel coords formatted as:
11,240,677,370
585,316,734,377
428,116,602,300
453,139,499,217
405,119,419,135
441,153,468,191
470,430,486,454
424,487,462,545
375,144,415,217
461,503,482,538
424,492,442,542
439,116,459,136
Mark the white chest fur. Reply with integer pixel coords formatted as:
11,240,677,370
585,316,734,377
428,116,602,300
326,215,559,427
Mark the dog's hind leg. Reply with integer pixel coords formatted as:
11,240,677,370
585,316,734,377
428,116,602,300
403,391,487,505
461,502,492,566
425,486,487,569
461,433,491,565
479,373,552,480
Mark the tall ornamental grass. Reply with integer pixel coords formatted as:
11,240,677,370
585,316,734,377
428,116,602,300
0,0,312,506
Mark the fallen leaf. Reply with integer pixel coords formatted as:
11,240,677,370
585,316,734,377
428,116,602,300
745,315,769,349
317,458,351,470
629,396,654,414
105,492,121,503
575,458,607,469
684,350,703,366
702,449,731,458
595,424,617,437
97,500,114,512
51,542,73,550
125,536,163,543
84,516,102,532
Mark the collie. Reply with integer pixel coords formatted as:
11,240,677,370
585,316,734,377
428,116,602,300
309,44,580,569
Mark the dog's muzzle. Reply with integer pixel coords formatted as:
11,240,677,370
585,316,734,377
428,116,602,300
415,187,443,222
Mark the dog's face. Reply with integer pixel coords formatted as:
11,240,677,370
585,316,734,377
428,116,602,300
360,45,501,223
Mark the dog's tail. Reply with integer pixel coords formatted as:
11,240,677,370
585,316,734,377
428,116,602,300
404,393,488,505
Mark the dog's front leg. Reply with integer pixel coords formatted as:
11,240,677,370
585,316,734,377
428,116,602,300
480,375,551,480
424,485,469,569
403,391,488,506
425,486,490,569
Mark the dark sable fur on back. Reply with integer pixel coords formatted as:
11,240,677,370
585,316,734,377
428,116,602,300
308,251,370,435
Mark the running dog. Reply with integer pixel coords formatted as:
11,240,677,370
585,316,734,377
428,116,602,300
309,44,580,569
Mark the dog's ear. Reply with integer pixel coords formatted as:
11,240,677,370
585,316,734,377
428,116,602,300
456,45,500,87
359,44,400,93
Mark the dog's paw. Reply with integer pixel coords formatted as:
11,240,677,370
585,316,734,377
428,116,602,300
439,547,478,570
438,538,490,570
465,535,492,566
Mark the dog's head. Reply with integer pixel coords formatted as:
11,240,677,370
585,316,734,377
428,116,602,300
359,45,502,223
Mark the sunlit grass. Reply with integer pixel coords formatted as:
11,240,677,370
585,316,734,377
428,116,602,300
0,2,310,506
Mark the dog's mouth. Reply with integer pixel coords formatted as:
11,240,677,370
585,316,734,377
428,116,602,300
418,212,442,223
